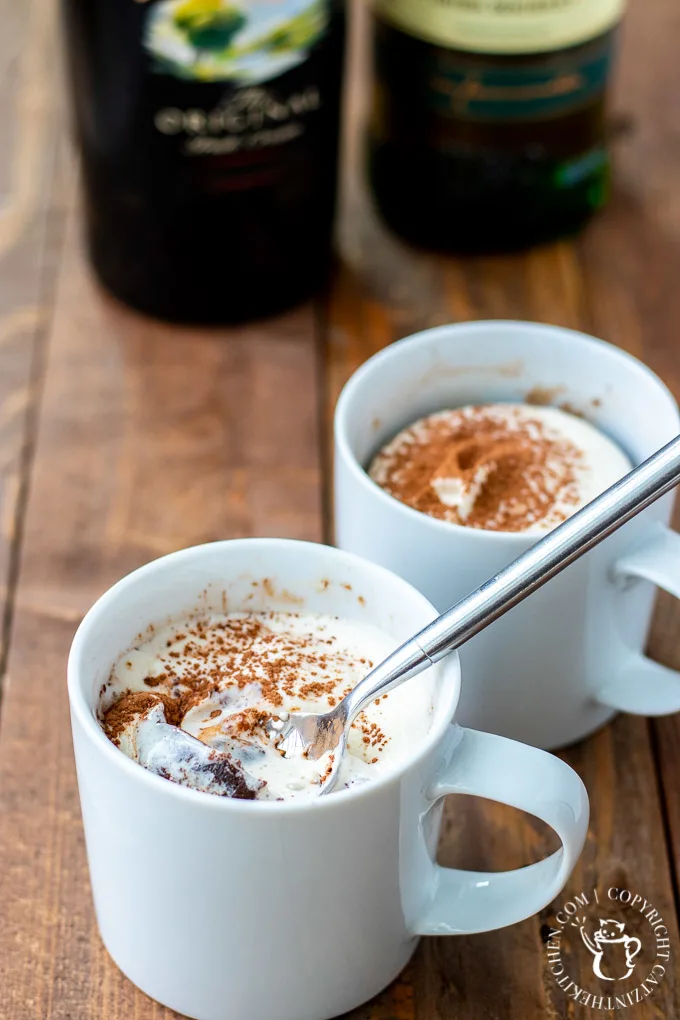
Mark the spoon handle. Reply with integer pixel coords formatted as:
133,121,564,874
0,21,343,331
343,433,680,724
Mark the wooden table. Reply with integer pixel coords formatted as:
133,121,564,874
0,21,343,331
1,0,680,1016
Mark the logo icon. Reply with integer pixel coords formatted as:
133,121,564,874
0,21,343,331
579,918,642,981
544,886,671,1009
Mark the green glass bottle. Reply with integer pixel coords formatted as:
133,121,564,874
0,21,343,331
368,0,625,252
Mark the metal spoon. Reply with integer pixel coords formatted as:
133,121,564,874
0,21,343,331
273,433,680,795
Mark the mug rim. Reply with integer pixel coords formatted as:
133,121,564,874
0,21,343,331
334,319,680,546
68,538,461,816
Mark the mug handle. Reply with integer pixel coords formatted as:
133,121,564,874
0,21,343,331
411,726,589,936
598,523,680,715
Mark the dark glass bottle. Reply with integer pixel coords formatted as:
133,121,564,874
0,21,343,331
61,0,345,323
368,1,624,252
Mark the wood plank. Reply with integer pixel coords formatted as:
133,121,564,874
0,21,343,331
0,199,324,1019
603,0,680,919
0,0,69,690
331,0,680,1016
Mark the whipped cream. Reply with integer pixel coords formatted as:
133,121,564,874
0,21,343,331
369,403,632,535
100,611,433,801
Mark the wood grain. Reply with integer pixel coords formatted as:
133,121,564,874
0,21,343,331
0,0,69,697
590,0,680,905
0,201,323,1020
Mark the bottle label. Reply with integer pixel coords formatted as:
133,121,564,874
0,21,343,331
132,0,341,183
373,0,626,54
144,0,329,84
153,84,322,155
427,32,615,122
370,15,613,208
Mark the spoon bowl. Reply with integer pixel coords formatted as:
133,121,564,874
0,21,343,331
275,704,347,762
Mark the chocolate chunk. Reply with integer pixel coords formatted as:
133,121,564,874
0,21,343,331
135,721,266,800
201,756,261,800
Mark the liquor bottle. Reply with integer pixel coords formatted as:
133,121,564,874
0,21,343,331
61,0,345,323
368,0,625,252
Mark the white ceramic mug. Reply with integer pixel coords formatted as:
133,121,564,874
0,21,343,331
335,321,680,750
68,539,588,1020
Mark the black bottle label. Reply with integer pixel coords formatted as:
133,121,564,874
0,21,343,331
144,0,328,159
153,82,322,157
116,0,341,194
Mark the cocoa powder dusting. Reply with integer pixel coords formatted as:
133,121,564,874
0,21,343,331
103,613,389,759
370,406,582,532
103,691,182,743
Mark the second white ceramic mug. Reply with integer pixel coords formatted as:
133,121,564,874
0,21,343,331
335,321,680,749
